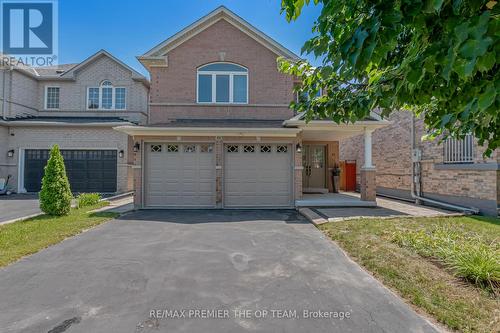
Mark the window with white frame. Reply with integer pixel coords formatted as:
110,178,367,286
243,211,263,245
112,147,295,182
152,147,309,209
45,87,60,109
197,63,248,104
87,80,126,110
443,134,474,164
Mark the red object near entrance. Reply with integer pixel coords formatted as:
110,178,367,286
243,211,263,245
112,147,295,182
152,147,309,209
344,161,357,191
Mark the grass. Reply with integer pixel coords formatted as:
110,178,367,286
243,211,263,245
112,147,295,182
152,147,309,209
0,202,119,268
392,219,499,292
319,216,500,333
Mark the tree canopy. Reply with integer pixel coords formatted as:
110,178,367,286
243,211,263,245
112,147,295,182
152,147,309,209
279,0,499,155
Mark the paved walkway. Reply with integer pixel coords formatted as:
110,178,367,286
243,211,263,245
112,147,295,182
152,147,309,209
301,194,455,224
0,210,441,333
0,194,41,224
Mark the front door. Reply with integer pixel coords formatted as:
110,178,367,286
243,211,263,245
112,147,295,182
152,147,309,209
302,145,327,193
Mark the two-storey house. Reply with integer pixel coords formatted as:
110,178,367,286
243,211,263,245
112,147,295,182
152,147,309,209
0,50,149,194
116,6,389,209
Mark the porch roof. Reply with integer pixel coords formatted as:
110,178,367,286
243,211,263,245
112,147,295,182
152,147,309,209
283,112,391,141
113,125,301,138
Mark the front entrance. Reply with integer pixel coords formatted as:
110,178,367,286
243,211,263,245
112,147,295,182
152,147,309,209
302,145,327,193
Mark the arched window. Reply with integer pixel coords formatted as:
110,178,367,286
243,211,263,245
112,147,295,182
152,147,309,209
197,62,248,104
87,80,127,110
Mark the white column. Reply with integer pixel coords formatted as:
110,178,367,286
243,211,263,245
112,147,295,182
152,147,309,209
364,128,374,168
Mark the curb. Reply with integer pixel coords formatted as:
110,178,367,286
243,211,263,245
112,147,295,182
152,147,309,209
101,191,134,202
298,208,328,226
0,212,44,226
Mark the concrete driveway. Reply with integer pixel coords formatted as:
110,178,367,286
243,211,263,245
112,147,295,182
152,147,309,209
0,194,40,223
0,210,441,333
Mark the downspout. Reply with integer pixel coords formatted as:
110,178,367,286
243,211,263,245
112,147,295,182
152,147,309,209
410,114,479,214
1,67,6,119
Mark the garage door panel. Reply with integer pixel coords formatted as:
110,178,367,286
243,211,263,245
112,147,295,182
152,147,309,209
224,144,292,207
24,149,117,193
145,143,216,208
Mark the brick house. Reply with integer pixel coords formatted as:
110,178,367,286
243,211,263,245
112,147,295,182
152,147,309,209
341,111,500,216
116,6,389,209
0,50,149,194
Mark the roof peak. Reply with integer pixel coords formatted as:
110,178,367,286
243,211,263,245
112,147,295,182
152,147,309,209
138,5,300,69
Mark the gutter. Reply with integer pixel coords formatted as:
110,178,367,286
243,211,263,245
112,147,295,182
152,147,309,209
410,114,479,214
0,120,133,127
113,125,302,137
282,119,392,129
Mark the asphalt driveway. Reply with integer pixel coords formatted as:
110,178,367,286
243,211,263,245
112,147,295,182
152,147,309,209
0,210,441,333
0,194,40,223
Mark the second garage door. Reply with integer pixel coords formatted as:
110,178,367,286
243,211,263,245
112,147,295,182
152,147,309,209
224,143,293,207
24,149,117,193
145,143,216,208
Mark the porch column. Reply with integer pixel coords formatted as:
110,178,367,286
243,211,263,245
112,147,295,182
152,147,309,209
360,128,376,201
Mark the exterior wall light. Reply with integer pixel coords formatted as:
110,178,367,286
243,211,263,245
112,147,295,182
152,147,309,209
7,149,14,158
118,150,124,158
296,143,302,153
133,143,140,152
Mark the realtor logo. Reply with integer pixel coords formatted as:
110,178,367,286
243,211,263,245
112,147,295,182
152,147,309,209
1,0,58,65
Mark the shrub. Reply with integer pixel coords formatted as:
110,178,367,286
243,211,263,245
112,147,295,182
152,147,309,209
76,193,101,208
39,145,72,216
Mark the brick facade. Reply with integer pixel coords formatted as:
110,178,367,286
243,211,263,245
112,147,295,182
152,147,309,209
340,111,499,215
148,19,294,124
4,126,133,193
360,168,376,201
0,52,149,194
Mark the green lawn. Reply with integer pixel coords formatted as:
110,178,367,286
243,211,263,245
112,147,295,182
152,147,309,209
319,216,499,333
0,203,119,267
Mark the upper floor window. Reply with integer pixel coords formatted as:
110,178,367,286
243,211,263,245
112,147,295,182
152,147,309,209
87,80,127,110
197,63,248,104
45,86,60,109
443,134,474,164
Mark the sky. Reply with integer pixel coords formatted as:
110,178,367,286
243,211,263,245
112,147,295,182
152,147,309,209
57,0,323,76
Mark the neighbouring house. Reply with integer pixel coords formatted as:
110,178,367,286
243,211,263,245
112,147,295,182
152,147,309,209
341,111,500,216
115,6,389,209
0,50,149,194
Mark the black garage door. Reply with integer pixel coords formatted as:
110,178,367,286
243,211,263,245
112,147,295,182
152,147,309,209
24,149,117,193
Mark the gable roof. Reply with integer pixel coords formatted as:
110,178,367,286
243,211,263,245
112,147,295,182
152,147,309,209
61,50,149,85
138,6,301,67
6,50,149,86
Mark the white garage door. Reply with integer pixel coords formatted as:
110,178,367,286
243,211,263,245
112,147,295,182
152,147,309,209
145,143,215,207
224,143,293,207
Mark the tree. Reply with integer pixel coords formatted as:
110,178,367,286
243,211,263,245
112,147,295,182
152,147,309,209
279,0,499,156
39,145,72,216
